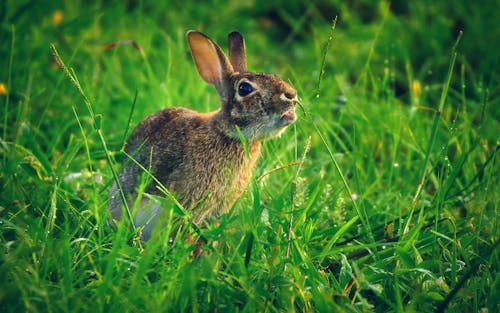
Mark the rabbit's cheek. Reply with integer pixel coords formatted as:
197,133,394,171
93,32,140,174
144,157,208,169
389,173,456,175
232,92,262,112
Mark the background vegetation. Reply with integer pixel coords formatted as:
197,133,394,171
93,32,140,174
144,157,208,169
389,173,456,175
1,0,498,312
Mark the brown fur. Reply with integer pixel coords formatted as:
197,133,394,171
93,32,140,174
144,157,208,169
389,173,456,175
109,31,297,240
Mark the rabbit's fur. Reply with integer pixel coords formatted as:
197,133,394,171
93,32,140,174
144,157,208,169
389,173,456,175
109,31,297,239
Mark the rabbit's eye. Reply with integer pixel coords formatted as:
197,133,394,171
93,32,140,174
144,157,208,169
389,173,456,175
238,81,254,97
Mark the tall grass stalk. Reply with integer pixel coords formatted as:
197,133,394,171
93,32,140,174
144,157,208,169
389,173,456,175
286,136,311,260
3,26,15,159
404,31,463,235
310,15,376,246
315,16,337,99
50,44,136,234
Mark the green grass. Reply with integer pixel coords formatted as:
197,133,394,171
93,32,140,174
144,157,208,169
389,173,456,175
1,1,499,312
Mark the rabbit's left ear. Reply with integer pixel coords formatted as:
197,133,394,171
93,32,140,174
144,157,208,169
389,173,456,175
228,31,247,73
187,30,233,96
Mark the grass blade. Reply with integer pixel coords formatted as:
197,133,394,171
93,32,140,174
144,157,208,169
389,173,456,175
2,25,15,158
404,31,463,235
50,43,136,234
316,16,337,99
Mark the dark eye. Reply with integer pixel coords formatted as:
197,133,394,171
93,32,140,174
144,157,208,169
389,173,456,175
238,81,254,97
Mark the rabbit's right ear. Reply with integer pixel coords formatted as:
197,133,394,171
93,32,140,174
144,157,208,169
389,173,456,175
228,31,247,73
187,31,233,97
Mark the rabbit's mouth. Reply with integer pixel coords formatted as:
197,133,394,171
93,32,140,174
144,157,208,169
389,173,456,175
280,109,296,124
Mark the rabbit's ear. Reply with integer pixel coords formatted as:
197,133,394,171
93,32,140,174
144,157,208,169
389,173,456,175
187,31,233,96
228,31,247,73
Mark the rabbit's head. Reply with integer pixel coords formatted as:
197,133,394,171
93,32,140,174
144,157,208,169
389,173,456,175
187,31,297,142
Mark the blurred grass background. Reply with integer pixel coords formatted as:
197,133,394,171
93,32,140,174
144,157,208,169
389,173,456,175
1,0,499,312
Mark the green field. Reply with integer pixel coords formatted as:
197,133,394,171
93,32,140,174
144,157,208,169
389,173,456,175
1,1,498,312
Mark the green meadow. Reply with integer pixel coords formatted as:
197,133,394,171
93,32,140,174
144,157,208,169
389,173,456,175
1,1,498,312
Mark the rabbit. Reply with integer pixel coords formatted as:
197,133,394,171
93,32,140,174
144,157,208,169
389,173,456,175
109,30,297,240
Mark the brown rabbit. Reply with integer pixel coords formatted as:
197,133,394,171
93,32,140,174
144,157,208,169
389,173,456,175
109,30,297,240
